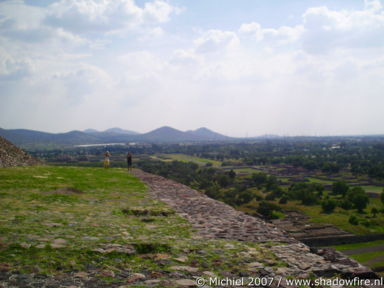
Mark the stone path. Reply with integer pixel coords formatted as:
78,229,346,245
133,169,295,243
133,169,380,285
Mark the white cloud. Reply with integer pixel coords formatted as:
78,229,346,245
365,0,383,11
0,47,32,81
144,0,181,23
238,1,384,54
195,29,240,54
45,0,180,34
239,22,304,44
302,2,384,54
0,0,384,136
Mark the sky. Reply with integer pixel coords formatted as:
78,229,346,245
0,0,383,137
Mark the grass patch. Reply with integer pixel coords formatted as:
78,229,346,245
0,165,291,285
281,201,384,235
352,251,384,264
233,168,258,174
306,177,333,184
162,154,221,167
331,240,384,251
0,166,192,275
362,185,384,194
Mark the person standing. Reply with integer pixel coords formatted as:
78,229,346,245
104,151,111,168
127,152,132,171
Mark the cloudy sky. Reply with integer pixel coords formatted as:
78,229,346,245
0,0,383,136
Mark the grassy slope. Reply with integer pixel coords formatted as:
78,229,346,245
0,166,188,272
0,166,287,287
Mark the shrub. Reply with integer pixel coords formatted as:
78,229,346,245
257,201,282,220
287,183,318,205
279,196,288,204
321,199,336,214
339,199,353,210
349,215,359,225
346,187,369,213
265,193,276,201
332,181,349,196
360,219,371,227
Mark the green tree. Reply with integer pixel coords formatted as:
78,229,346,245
234,189,255,206
322,199,337,214
256,201,282,219
349,215,359,225
287,183,318,205
347,187,369,213
227,169,236,179
339,199,353,210
371,207,379,218
217,174,231,188
332,181,349,197
251,172,268,188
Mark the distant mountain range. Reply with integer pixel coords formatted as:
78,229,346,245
0,126,233,149
84,127,139,135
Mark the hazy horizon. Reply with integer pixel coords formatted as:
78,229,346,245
3,125,384,138
1,0,384,137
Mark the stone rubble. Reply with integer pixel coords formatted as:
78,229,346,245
0,136,40,168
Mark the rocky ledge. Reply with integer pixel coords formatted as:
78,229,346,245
0,136,40,168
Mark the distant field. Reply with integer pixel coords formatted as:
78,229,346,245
362,185,384,194
159,153,222,167
282,200,384,235
331,240,384,251
331,241,384,276
233,168,258,174
306,177,333,184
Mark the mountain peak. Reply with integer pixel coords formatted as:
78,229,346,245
84,128,99,133
104,127,139,135
195,127,211,132
146,126,183,135
187,127,231,141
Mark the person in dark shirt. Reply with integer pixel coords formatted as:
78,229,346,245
127,152,132,171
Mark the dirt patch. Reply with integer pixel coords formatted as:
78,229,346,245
121,207,175,216
47,187,83,194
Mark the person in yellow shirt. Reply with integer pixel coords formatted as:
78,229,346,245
104,151,111,168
